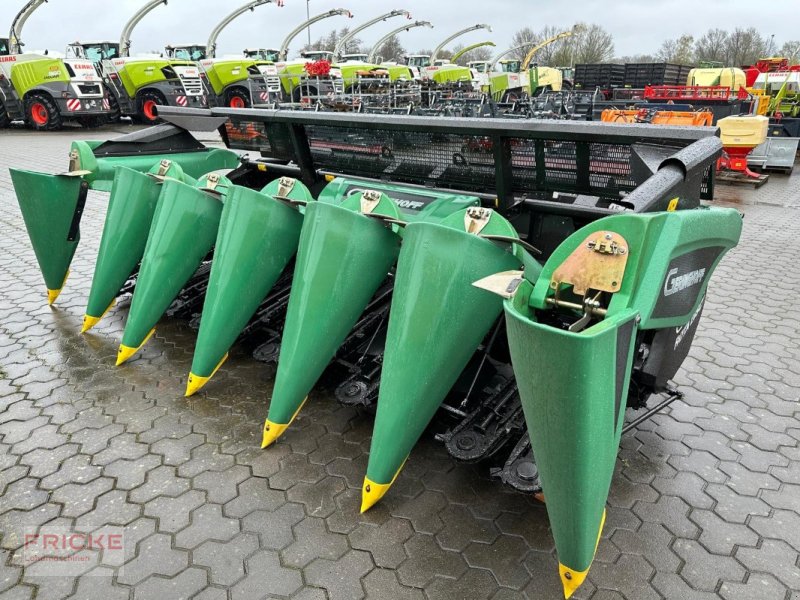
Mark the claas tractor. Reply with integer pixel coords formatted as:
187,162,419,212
486,29,574,102
10,106,741,599
0,0,111,129
165,0,284,108
68,0,208,124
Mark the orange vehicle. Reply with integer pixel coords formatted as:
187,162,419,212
600,108,713,126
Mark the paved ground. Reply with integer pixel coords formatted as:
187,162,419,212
1,123,799,600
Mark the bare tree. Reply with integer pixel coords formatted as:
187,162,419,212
302,27,362,54
509,27,537,61
725,27,767,66
508,23,613,66
371,35,406,63
614,54,657,64
779,40,800,63
694,29,729,64
656,34,695,64
575,24,614,64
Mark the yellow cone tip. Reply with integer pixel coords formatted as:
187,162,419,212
47,270,70,305
81,300,116,334
115,328,155,366
360,477,393,513
559,563,589,599
360,458,408,513
261,419,290,449
185,353,229,397
81,315,102,333
558,509,607,598
260,396,308,449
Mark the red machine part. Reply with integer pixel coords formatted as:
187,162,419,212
644,85,749,101
717,147,761,178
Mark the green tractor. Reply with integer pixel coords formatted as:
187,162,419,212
166,0,284,108
0,1,111,130
68,0,208,124
486,29,574,102
407,24,492,88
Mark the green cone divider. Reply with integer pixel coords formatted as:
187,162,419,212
362,209,521,511
117,175,231,365
262,192,403,446
82,162,190,332
186,178,314,395
498,209,743,598
9,169,87,303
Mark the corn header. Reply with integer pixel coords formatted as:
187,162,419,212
10,106,741,597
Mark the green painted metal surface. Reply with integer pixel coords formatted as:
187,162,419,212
119,175,231,357
114,58,197,99
265,192,402,431
501,208,742,597
84,163,188,325
68,140,239,192
188,179,313,387
9,57,70,97
364,209,522,497
201,58,255,96
8,169,84,296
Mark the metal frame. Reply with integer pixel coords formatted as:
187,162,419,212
158,106,721,215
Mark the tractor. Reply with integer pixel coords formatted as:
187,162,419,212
67,0,208,123
485,29,574,102
165,0,284,108
404,24,492,89
0,0,110,129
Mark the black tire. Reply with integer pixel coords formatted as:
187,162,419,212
24,93,62,131
104,88,121,124
0,99,10,128
136,90,166,124
225,88,251,108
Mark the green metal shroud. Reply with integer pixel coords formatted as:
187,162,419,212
263,192,402,434
501,208,742,597
187,179,314,392
9,139,240,306
363,209,522,508
118,175,232,363
84,163,192,328
8,170,85,298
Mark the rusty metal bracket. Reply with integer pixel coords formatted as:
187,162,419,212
550,231,629,296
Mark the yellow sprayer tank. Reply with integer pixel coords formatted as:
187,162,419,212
717,115,768,148
687,67,746,90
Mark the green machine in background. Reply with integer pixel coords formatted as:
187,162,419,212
10,106,741,598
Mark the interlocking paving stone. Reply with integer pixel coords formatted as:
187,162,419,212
229,550,303,599
1,127,799,599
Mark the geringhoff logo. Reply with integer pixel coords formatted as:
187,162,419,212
663,267,706,297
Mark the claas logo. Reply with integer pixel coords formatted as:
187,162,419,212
45,65,63,79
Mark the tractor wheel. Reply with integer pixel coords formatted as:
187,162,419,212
136,90,166,124
25,93,62,131
226,89,250,109
0,99,10,128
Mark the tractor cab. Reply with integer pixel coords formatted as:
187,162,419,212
340,53,369,63
300,50,335,63
244,48,280,62
498,59,522,74
166,44,207,62
0,37,9,56
70,41,120,65
433,59,451,67
468,61,490,74
405,54,431,69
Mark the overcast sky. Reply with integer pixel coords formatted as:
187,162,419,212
1,0,797,58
